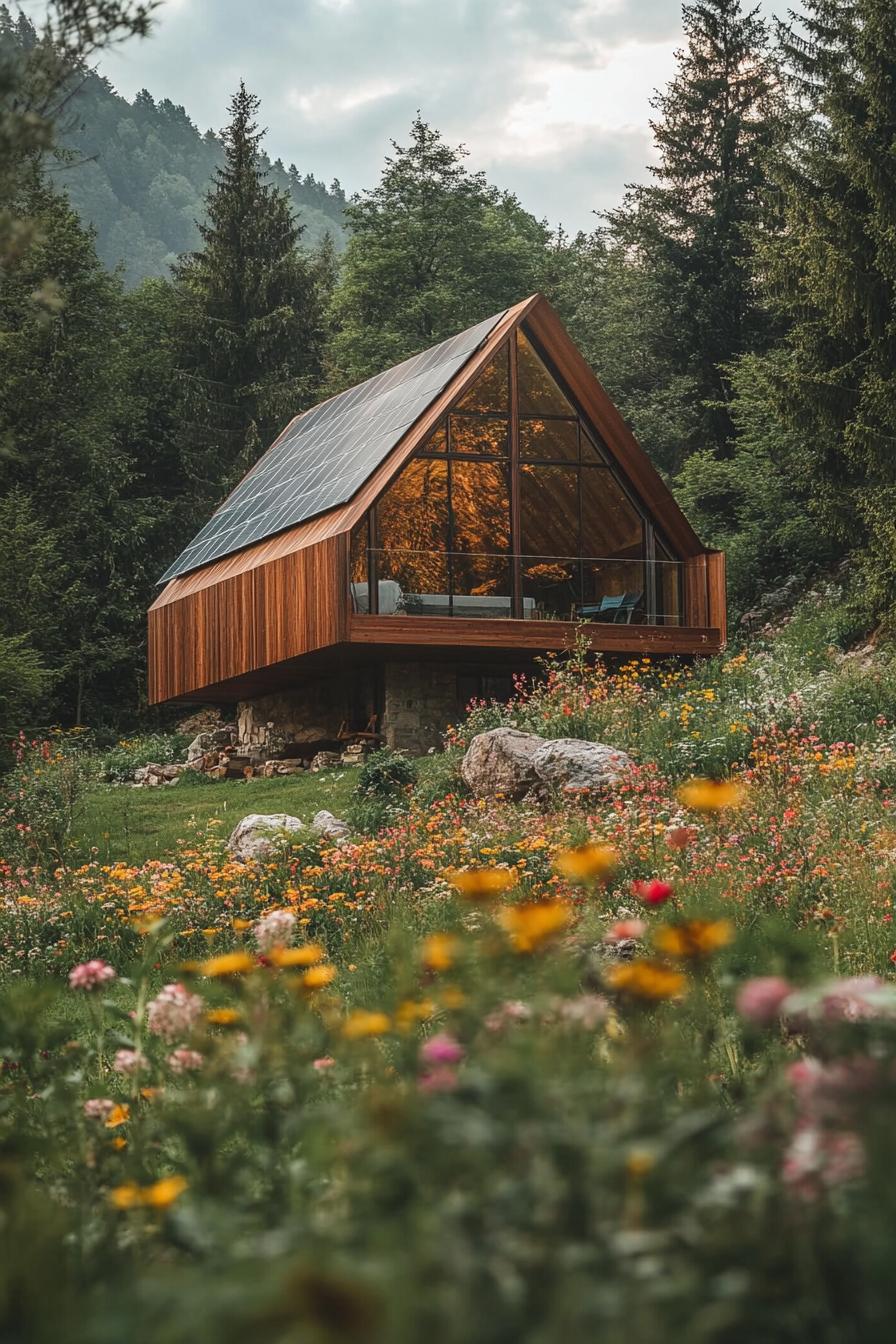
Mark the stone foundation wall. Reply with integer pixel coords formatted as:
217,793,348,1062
381,662,459,754
237,676,349,753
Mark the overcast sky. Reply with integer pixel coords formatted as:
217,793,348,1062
87,0,772,234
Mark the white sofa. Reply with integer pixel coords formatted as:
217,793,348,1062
351,581,536,619
350,580,404,615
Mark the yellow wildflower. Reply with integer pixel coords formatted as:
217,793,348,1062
497,900,571,953
653,919,734,959
395,999,436,1029
604,959,688,1001
104,1103,130,1129
342,1009,391,1039
206,1008,240,1026
422,932,459,972
267,943,324,968
109,1174,187,1210
199,951,256,977
553,843,618,882
301,964,337,990
141,1174,189,1208
676,778,746,812
445,867,517,900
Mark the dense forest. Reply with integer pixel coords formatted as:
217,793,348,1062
1,0,895,735
1,8,347,284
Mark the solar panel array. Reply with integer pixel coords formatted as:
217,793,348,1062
160,309,507,582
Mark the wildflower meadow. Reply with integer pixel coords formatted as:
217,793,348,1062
4,601,896,1342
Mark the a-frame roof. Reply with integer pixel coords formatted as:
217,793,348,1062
157,294,705,591
160,309,509,582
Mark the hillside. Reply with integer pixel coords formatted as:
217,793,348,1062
1,9,347,287
54,72,347,286
5,592,896,1337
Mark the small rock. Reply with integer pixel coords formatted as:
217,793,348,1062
311,810,351,842
227,813,305,862
460,727,546,800
186,732,212,763
309,751,342,773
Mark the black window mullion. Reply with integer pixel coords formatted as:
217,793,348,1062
646,523,657,626
446,451,455,617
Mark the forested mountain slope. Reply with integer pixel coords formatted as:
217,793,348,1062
57,74,347,285
1,8,346,286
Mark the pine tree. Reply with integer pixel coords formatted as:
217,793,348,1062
0,167,179,722
598,0,779,468
327,115,551,385
759,0,896,610
174,83,324,500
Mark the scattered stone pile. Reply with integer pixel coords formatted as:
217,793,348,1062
131,723,374,787
133,762,187,787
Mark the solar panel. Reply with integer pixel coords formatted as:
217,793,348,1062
159,310,507,582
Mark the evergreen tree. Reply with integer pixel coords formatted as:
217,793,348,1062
759,0,896,611
594,0,779,469
174,82,325,500
327,115,552,385
0,166,180,723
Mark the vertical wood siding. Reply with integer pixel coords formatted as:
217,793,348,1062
147,536,347,703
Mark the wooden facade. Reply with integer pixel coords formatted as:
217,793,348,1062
148,295,726,707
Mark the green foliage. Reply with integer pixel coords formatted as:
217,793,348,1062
327,115,552,387
0,731,94,868
356,747,418,798
0,169,184,724
675,352,838,616
564,0,781,473
0,632,51,738
349,747,418,833
754,0,896,613
0,0,157,271
100,732,190,783
173,82,327,501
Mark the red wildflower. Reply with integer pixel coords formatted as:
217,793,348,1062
632,879,674,907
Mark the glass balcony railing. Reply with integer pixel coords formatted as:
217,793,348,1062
350,550,684,625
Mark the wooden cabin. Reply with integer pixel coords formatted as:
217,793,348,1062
148,294,725,753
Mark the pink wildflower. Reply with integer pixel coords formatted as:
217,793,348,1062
69,960,116,991
83,1098,116,1120
146,983,203,1041
253,909,297,955
313,1056,335,1071
736,976,793,1026
419,1033,465,1067
604,919,647,945
167,1048,204,1074
782,1122,865,1198
113,1048,147,1075
484,1000,532,1033
418,1065,459,1093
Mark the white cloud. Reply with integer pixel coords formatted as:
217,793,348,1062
91,0,730,231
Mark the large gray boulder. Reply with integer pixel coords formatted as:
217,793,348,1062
531,738,633,793
460,728,546,800
227,813,305,862
311,810,351,843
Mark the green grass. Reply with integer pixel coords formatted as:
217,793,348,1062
72,769,358,865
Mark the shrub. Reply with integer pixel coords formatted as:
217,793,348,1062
0,731,95,868
356,747,418,797
100,732,191,784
